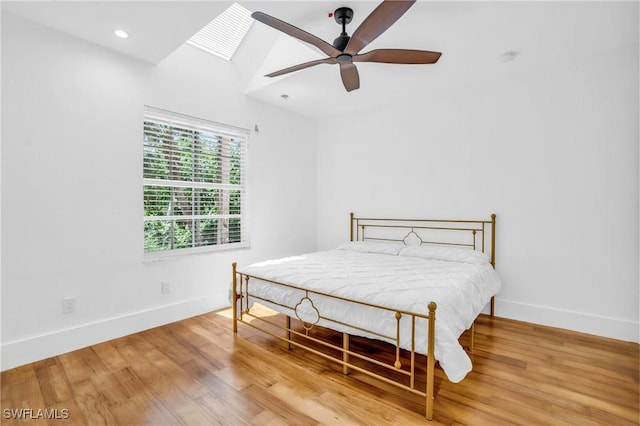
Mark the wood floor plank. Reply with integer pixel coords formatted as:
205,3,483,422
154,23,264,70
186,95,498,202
266,381,352,425
249,409,290,426
195,391,252,425
1,308,638,425
178,359,264,422
242,383,319,425
1,365,37,402
68,378,116,426
33,359,73,407
90,342,129,374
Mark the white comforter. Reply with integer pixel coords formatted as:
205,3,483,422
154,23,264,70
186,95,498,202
238,242,501,383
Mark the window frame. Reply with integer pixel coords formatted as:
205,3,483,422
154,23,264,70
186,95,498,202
142,106,249,259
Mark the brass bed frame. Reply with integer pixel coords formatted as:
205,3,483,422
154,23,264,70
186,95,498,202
232,213,497,420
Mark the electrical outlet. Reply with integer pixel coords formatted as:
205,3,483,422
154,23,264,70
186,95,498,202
62,297,75,314
161,281,170,294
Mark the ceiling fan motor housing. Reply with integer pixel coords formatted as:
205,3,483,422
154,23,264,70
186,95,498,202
333,34,351,51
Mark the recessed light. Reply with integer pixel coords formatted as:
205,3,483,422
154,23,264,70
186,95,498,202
114,30,129,39
500,50,519,62
280,94,289,100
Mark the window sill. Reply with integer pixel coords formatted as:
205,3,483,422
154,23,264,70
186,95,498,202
143,242,250,263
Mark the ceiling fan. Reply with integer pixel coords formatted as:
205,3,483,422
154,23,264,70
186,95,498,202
251,0,442,92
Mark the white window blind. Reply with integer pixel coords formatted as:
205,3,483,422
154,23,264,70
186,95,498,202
186,2,254,61
143,106,249,255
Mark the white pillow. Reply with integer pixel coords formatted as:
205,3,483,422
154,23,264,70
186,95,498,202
399,245,490,265
336,241,404,255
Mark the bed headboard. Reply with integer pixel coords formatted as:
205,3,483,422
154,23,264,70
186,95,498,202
349,213,497,268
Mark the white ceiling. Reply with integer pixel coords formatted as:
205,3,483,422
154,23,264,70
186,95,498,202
3,1,638,118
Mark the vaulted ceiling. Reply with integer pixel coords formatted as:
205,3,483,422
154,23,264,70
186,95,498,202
3,1,638,118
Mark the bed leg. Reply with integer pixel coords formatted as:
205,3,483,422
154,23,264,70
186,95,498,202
470,322,475,353
343,333,350,375
426,302,437,421
490,296,495,317
232,262,238,334
286,316,292,350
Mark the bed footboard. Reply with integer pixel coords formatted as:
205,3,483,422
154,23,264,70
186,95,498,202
231,262,438,420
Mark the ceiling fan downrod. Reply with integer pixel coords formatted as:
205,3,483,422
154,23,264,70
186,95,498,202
332,7,353,51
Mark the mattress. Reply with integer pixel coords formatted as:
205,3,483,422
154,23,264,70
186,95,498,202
238,242,502,383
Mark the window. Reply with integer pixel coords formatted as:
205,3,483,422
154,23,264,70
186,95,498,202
186,2,254,61
143,106,248,256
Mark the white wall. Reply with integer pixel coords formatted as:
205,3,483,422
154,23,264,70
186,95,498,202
1,6,637,373
316,44,639,342
1,13,317,370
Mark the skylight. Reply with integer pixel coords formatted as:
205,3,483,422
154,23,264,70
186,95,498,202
186,3,253,61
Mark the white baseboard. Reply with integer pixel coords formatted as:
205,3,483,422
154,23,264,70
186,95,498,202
3,296,637,372
495,298,639,343
1,294,227,372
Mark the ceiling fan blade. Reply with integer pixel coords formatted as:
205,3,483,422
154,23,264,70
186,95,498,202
340,63,360,92
353,49,442,64
344,0,416,55
266,57,337,78
252,11,341,57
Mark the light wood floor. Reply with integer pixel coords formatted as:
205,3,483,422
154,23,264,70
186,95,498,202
2,307,638,425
